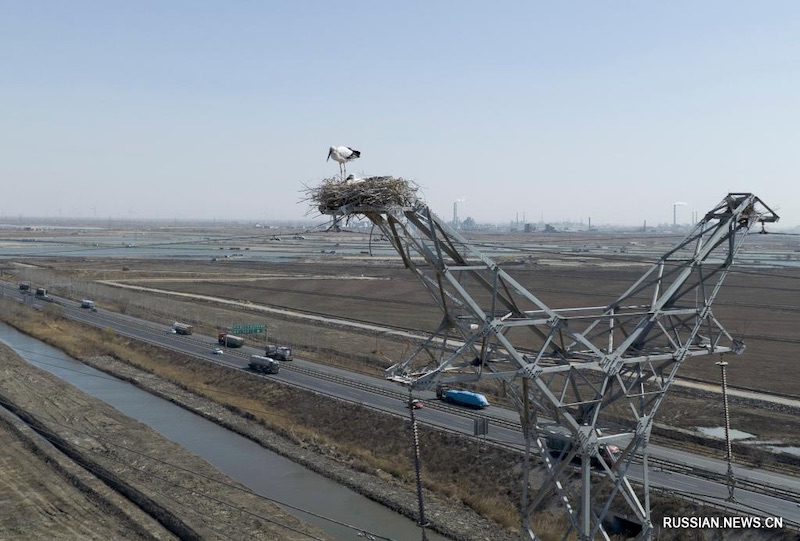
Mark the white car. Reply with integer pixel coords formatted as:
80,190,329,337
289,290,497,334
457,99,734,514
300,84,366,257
212,347,224,355
167,328,177,334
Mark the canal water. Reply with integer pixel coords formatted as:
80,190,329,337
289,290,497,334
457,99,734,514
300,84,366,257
0,322,449,541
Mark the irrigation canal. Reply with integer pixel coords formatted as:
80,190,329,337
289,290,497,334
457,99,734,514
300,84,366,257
0,321,450,541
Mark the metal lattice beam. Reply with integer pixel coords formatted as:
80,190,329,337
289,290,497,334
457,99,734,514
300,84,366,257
325,193,778,540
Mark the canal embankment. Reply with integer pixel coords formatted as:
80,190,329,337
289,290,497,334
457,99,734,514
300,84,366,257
0,339,332,541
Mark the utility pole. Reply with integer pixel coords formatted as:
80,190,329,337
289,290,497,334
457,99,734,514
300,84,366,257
717,360,737,502
409,389,429,541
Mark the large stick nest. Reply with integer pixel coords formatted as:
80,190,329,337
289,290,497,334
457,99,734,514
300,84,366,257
304,176,419,216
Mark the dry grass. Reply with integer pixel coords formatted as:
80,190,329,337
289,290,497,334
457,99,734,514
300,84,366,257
7,245,800,538
4,298,797,540
11,258,800,466
0,300,527,532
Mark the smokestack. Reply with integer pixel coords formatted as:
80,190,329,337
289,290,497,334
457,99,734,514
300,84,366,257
673,202,687,226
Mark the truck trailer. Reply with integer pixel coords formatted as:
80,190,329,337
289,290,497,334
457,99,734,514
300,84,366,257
266,344,293,361
436,386,489,409
248,355,280,374
218,333,245,348
173,322,193,335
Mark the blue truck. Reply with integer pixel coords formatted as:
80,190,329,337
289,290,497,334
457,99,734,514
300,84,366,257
436,385,489,409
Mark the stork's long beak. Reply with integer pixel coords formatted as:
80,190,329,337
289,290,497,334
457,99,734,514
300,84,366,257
326,149,332,162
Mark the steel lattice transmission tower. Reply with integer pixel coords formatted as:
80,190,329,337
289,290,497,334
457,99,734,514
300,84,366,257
322,191,777,540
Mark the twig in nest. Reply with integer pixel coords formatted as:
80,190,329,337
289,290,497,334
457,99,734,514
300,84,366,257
302,176,420,218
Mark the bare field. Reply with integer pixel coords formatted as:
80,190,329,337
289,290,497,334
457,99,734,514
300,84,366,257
0,408,175,541
13,248,800,453
3,232,800,540
124,260,800,397
3,304,784,541
133,261,800,452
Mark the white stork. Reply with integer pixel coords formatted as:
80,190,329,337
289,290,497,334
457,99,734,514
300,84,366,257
345,174,364,183
327,146,361,180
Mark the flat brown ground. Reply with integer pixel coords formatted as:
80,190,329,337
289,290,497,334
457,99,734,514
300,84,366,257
0,410,174,541
15,230,800,441
10,231,798,462
3,226,800,540
128,258,800,450
118,257,800,396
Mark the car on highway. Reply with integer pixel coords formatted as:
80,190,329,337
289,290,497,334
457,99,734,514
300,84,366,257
166,328,177,334
406,399,424,409
212,347,224,355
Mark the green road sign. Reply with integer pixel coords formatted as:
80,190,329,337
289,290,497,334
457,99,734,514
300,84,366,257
231,324,265,334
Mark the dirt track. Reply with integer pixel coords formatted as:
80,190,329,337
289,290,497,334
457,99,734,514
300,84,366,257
0,409,175,541
0,342,331,541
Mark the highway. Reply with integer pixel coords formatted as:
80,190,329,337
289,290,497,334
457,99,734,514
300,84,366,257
3,286,800,530
94,279,800,411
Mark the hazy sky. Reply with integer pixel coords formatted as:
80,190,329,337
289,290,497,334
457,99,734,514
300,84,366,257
2,2,798,226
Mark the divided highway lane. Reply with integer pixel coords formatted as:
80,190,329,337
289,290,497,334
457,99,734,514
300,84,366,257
648,445,800,501
644,466,799,523
4,289,800,529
